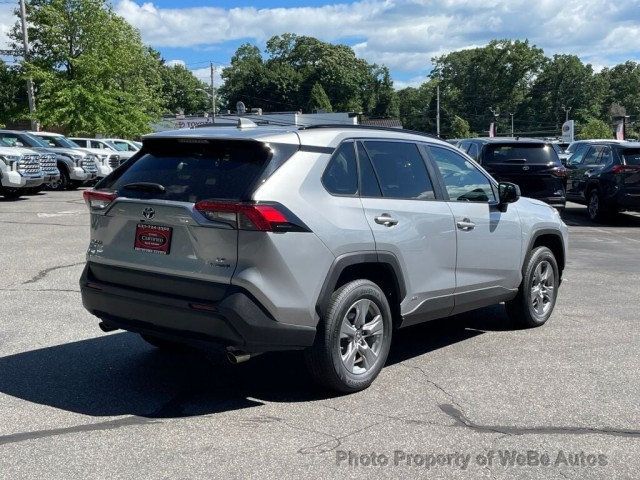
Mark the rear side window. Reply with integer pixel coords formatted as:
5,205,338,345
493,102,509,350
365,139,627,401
622,149,640,165
484,144,560,165
467,143,479,160
322,142,358,195
363,141,435,200
101,139,271,203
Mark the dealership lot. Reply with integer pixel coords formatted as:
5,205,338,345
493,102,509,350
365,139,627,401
0,190,638,479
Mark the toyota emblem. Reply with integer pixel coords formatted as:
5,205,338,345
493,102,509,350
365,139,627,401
142,207,155,219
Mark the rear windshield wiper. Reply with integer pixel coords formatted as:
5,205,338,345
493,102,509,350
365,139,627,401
122,182,166,193
504,158,527,163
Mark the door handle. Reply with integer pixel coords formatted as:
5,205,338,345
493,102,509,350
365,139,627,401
374,214,398,227
456,218,475,231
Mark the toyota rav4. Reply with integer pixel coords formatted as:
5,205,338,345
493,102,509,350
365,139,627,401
80,124,568,392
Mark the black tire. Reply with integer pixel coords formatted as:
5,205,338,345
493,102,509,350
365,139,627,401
587,189,610,222
1,188,22,200
505,246,559,328
140,333,189,352
52,168,71,191
305,279,393,393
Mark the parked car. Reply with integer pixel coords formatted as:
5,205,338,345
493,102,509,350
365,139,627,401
69,137,129,172
0,131,63,192
458,137,567,209
102,138,140,154
565,141,640,221
80,124,568,392
0,146,44,199
2,130,96,190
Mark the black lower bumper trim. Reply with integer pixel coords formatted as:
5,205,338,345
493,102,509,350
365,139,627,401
80,263,316,353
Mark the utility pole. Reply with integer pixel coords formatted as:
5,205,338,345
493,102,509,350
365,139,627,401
509,112,515,136
210,62,216,120
562,105,572,122
436,83,440,137
19,0,37,131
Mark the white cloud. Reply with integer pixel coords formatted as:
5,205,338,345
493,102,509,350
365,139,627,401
165,59,186,67
111,0,640,79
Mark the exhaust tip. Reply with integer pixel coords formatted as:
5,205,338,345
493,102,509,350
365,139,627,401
226,350,253,364
98,321,118,333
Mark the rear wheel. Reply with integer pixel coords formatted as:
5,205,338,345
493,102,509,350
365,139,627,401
305,279,392,393
506,246,559,328
53,168,71,191
587,189,611,222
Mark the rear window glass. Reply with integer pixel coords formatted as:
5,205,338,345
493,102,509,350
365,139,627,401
484,144,560,165
101,139,271,202
622,149,640,166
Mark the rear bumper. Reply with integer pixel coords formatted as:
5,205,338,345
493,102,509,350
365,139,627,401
80,263,316,353
537,196,566,208
614,192,640,211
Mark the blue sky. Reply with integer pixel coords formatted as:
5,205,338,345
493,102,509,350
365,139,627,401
2,0,640,89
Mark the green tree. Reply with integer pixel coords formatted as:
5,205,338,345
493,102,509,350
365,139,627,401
0,61,27,125
160,63,210,115
220,34,397,116
11,0,163,136
396,82,435,131
577,117,612,140
307,82,332,112
449,115,472,138
524,54,604,135
598,61,640,121
431,39,546,134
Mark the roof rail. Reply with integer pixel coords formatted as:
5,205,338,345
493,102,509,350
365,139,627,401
298,124,440,140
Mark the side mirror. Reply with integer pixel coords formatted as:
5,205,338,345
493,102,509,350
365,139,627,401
498,182,520,211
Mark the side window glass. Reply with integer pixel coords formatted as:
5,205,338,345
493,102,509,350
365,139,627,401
582,147,600,165
597,146,612,165
357,142,382,197
363,141,435,200
322,142,358,195
467,143,479,161
429,146,496,203
568,145,588,165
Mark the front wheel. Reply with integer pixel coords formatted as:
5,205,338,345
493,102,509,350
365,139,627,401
1,188,23,200
506,246,559,328
305,279,393,393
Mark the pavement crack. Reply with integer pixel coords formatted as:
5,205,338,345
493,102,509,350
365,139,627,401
0,416,159,447
399,362,466,412
439,404,640,438
22,262,84,285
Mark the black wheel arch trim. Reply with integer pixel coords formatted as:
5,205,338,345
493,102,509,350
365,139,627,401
315,250,406,318
526,228,566,275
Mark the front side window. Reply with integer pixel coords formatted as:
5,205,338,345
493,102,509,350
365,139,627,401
582,146,601,165
429,146,496,202
568,144,589,165
467,143,479,161
363,141,435,200
322,142,358,195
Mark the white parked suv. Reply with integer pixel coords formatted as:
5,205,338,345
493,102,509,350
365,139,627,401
69,137,129,176
80,124,569,392
0,146,44,199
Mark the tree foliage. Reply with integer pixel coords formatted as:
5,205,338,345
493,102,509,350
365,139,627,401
160,63,210,115
0,61,27,126
307,82,332,112
10,0,164,136
220,34,397,116
576,118,612,140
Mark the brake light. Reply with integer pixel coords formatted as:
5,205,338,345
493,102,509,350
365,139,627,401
611,164,640,174
550,166,567,178
194,201,306,232
83,189,116,211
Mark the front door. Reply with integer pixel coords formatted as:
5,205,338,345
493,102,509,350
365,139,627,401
427,145,522,314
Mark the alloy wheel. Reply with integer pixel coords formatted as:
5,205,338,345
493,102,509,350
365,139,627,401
339,298,385,375
530,260,555,317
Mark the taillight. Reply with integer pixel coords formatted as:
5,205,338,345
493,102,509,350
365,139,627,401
194,201,308,232
611,164,639,174
83,189,116,211
550,166,567,178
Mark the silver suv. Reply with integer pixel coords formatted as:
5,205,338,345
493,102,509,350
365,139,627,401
80,124,568,392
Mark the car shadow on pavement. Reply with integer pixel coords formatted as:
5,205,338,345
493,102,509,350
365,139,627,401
0,305,511,419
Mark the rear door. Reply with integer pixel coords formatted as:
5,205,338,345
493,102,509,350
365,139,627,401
481,143,565,200
566,145,603,199
89,138,275,284
357,140,457,324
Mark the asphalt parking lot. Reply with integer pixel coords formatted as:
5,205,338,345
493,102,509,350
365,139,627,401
0,189,638,479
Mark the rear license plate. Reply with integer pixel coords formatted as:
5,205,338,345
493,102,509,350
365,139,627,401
134,224,172,255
